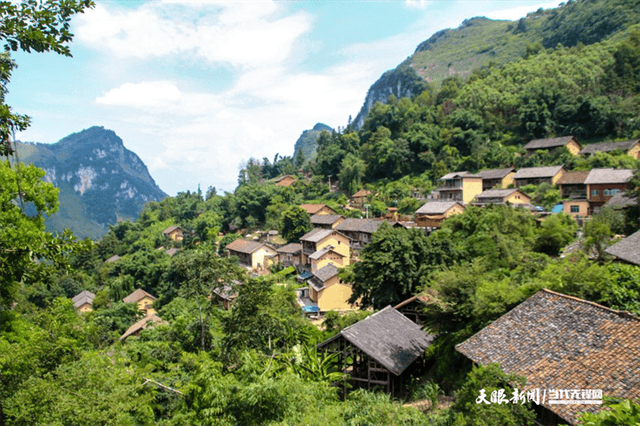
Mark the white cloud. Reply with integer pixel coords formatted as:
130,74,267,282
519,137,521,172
484,1,564,21
405,0,432,10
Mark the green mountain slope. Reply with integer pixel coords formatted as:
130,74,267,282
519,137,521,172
292,123,332,163
15,126,167,239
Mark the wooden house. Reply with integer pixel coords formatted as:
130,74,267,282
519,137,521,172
274,174,297,187
310,214,344,229
72,290,96,313
557,171,589,200
456,289,640,426
299,228,350,266
513,166,565,187
120,314,168,341
414,201,464,228
162,226,184,241
472,188,530,206
584,168,633,213
123,289,157,316
580,139,640,159
605,231,640,266
351,189,372,208
226,239,277,271
335,219,385,251
524,135,581,156
394,294,430,325
437,171,483,204
317,306,435,396
476,167,516,191
308,264,354,311
275,242,302,267
300,203,338,216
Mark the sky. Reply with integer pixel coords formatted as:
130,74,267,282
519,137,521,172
8,0,563,196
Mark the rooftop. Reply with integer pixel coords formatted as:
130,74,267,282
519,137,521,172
439,171,481,180
352,189,372,198
336,218,386,234
300,204,335,215
475,188,521,199
226,239,267,254
605,192,637,208
162,225,182,235
605,231,640,266
120,314,168,341
584,168,634,185
580,139,639,155
308,263,339,291
524,135,577,150
308,246,345,260
513,166,564,179
276,242,302,254
556,170,590,185
123,288,157,304
476,168,515,180
456,289,640,425
311,214,343,225
415,201,462,215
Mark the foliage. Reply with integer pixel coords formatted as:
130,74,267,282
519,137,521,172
579,399,640,426
411,380,444,410
533,213,577,256
280,205,311,243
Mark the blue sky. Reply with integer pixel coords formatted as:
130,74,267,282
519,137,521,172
7,0,562,195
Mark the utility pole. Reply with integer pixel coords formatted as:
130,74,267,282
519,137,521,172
327,175,332,192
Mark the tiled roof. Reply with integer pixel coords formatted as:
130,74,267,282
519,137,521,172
162,226,182,235
226,239,264,254
584,168,633,185
415,201,462,215
456,289,640,425
336,218,385,234
580,140,639,155
319,306,435,376
275,174,295,182
605,231,640,266
352,189,371,198
120,314,167,341
475,189,520,199
556,171,590,185
165,248,180,257
73,295,94,309
524,135,577,150
123,288,157,304
605,192,637,208
105,254,120,263
213,281,241,301
276,242,302,254
311,214,343,225
300,228,335,243
300,204,334,214
308,246,345,260
476,167,515,180
72,290,95,304
513,166,564,179
308,264,339,291
440,171,481,180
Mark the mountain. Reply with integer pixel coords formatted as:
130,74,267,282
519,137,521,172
292,123,332,164
15,126,167,239
352,0,639,129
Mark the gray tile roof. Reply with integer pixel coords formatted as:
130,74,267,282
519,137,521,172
580,140,639,155
321,306,435,376
123,289,157,304
476,168,515,180
439,171,481,180
276,242,302,254
311,214,343,225
456,289,640,425
524,135,576,150
605,231,640,266
475,189,520,199
308,246,345,260
513,166,564,179
162,225,182,235
226,239,265,254
584,168,633,185
336,218,385,234
300,228,335,243
415,201,462,215
605,192,637,208
556,170,590,185
72,290,95,304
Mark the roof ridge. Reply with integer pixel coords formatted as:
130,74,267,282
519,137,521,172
541,288,640,321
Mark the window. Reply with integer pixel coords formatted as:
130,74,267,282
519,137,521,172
604,189,610,196
592,189,599,196
570,205,580,213
611,189,619,195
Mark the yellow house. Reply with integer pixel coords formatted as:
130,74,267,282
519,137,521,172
310,214,344,229
437,171,483,204
308,246,346,274
351,189,372,207
513,166,565,187
274,174,297,187
72,290,95,313
226,239,278,271
300,204,338,215
563,200,590,218
162,226,184,241
477,168,516,191
300,228,350,266
473,189,531,205
524,135,581,156
580,139,640,159
414,201,465,228
308,264,355,312
123,288,157,316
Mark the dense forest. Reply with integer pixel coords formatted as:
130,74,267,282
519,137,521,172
2,0,640,425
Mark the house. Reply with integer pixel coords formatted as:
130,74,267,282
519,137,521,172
104,254,120,264
120,314,168,341
524,135,581,156
72,290,96,313
335,218,385,251
351,189,372,207
300,203,338,216
307,264,355,311
308,246,347,273
299,228,350,267
580,139,640,159
317,306,435,396
213,280,241,310
165,247,181,257
604,231,640,266
456,289,640,426
513,166,565,187
394,293,430,325
226,239,278,271
473,188,530,206
310,214,344,229
437,171,483,204
557,171,589,199
274,174,297,187
162,226,184,241
123,289,157,316
275,242,302,267
476,167,516,191
414,201,464,228
584,168,634,212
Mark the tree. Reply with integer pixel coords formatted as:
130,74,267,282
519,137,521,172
533,213,577,256
280,205,311,243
